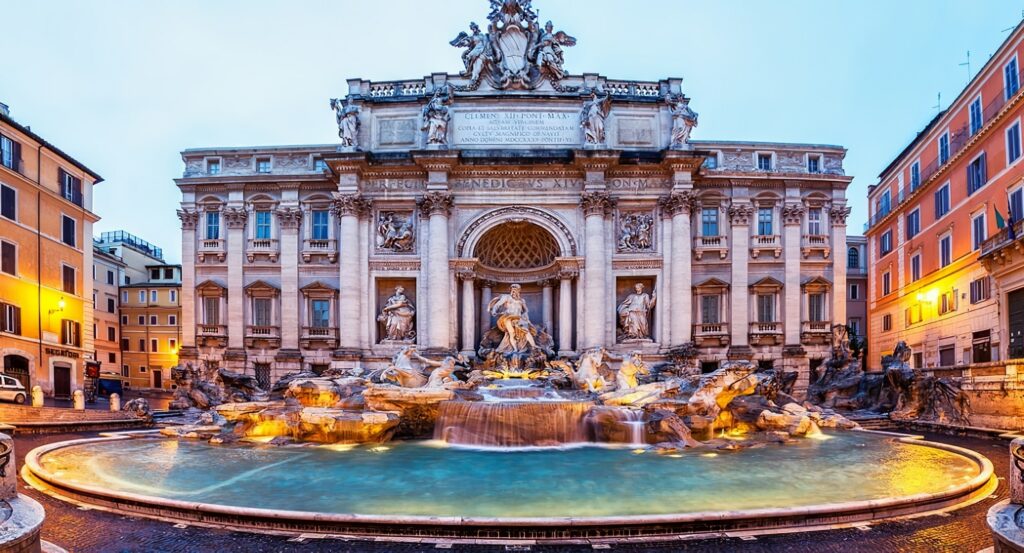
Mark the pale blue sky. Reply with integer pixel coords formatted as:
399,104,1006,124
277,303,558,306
2,0,1022,264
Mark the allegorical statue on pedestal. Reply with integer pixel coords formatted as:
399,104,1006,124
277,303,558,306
617,283,656,341
488,284,537,353
667,94,698,149
531,20,576,82
329,98,361,150
422,88,451,148
581,90,612,147
378,286,416,342
478,283,555,377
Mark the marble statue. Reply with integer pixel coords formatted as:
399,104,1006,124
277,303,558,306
425,357,459,389
377,287,416,342
616,351,649,390
329,98,361,149
376,212,415,252
488,284,537,353
422,88,451,148
618,213,654,252
617,283,656,341
667,94,698,149
378,346,430,388
531,20,576,82
451,22,493,84
562,348,610,392
580,91,612,146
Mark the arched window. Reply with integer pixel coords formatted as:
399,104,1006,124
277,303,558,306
847,247,860,269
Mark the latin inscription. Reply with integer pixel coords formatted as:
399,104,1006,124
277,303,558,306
452,178,584,190
378,118,418,146
453,111,579,146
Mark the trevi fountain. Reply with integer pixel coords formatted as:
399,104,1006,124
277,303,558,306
24,0,994,544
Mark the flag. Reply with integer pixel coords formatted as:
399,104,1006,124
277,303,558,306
996,206,1007,229
1008,192,1018,241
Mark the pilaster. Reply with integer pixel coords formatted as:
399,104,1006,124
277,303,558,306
418,191,454,350
276,207,302,351
831,205,852,327
580,191,615,348
728,202,754,351
332,193,371,355
782,202,805,347
223,207,248,350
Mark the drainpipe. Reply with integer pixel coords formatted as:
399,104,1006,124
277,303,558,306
35,144,42,384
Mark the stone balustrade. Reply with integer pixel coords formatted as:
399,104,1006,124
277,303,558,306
694,235,729,260
750,234,781,258
801,234,832,258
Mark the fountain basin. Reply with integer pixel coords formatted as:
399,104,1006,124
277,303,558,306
24,430,995,543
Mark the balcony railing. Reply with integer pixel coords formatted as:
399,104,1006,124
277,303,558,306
801,234,832,258
246,325,279,338
302,238,338,262
198,324,226,336
750,235,781,259
198,239,225,262
694,323,728,336
802,321,831,334
246,239,279,262
301,326,339,347
694,235,729,260
980,220,1024,258
750,322,782,335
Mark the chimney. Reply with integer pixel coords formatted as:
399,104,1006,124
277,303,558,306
0,102,8,117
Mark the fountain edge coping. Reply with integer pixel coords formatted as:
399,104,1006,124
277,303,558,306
21,432,997,530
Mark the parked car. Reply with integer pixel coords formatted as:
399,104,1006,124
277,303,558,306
0,375,26,404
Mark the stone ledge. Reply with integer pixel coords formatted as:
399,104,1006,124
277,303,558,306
0,496,45,553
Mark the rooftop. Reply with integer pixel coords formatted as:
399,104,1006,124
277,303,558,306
97,231,164,262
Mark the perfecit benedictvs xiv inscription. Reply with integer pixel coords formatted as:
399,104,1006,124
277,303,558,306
453,111,578,146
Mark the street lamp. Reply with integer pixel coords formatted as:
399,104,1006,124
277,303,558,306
48,297,66,316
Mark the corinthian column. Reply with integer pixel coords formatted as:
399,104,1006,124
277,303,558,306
558,266,578,356
580,192,615,349
660,192,695,346
418,192,454,350
177,209,198,352
458,271,476,356
223,207,248,350
830,205,851,326
782,203,805,347
276,208,302,351
728,202,754,352
332,193,370,354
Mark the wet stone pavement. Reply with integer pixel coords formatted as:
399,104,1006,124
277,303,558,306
12,431,1006,553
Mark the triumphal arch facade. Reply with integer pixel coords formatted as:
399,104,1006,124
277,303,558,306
176,0,852,395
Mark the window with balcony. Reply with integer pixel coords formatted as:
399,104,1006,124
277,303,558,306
0,134,20,172
876,190,891,217
1013,188,1024,221
967,153,988,195
906,208,920,239
910,161,920,191
882,271,891,296
911,253,921,282
701,208,719,236
880,230,892,256
1009,122,1022,164
807,208,823,235
254,210,272,239
62,265,75,294
252,297,273,327
61,319,81,347
756,153,773,171
0,184,14,221
1007,57,1020,100
1,302,21,335
939,234,952,268
935,183,950,219
256,158,271,173
61,215,76,247
847,247,859,269
0,241,14,276
311,210,329,240
311,299,331,328
970,277,991,304
972,213,987,251
756,294,776,323
757,208,773,235
700,295,721,324
205,212,220,240
807,293,825,322
970,96,983,135
203,296,220,325
939,132,950,165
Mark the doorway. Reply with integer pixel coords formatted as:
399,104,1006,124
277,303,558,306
53,363,72,399
3,355,30,390
153,369,163,389
1009,288,1024,359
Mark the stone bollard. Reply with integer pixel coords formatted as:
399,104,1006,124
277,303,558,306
72,390,85,410
31,386,43,408
0,433,15,500
1012,437,1024,504
109,393,121,412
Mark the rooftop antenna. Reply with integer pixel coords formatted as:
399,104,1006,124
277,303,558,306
959,51,972,83
1004,10,1024,32
932,92,942,113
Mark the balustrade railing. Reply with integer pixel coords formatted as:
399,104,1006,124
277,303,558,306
198,324,226,336
693,323,729,336
750,322,782,334
802,321,831,334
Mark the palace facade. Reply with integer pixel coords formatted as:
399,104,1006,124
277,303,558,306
176,2,851,396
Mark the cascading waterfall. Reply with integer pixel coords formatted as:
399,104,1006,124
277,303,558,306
583,406,649,445
434,399,594,447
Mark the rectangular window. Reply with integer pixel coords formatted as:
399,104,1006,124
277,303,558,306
122,365,129,377
311,210,330,240
756,294,775,323
107,326,115,342
704,155,718,170
1009,122,1022,164
970,277,992,304
203,297,220,325
313,158,327,172
61,215,76,247
61,320,81,347
972,213,987,251
939,290,957,315
256,159,271,173
170,290,177,303
940,235,953,267
138,315,145,325
62,265,75,294
1013,188,1024,222
939,132,950,165
967,153,988,195
0,303,21,335
58,169,82,206
106,298,115,313
849,283,859,300
254,211,272,240
877,190,891,217
701,208,719,236
970,97,983,135
0,241,14,275
911,253,922,282
108,352,115,363
252,298,273,327
882,314,892,332
138,290,145,303
910,161,921,191
106,270,114,285
120,338,129,351
120,315,128,325
880,230,892,256
150,268,160,280
139,339,146,352
0,184,15,221
906,208,920,239
906,304,923,326
149,315,157,325
882,271,891,296
164,268,173,279
807,208,823,235
151,339,158,352
169,339,177,352
311,299,331,328
205,212,220,240
0,134,20,172
207,159,221,175
848,318,861,337
807,155,820,173
121,290,128,303
757,153,773,171
757,208,773,235
700,295,720,324
1007,58,1020,99
935,183,950,218
808,293,825,322
168,314,177,326
150,290,158,302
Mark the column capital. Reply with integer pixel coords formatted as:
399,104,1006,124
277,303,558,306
417,191,454,217
177,208,199,230
331,192,372,218
223,207,248,229
658,191,697,216
275,207,303,230
579,191,616,217
829,205,852,225
782,203,806,226
728,202,755,226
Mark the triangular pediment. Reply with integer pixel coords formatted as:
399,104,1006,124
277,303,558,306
244,280,280,296
801,276,832,290
195,279,227,295
694,277,730,290
749,276,784,291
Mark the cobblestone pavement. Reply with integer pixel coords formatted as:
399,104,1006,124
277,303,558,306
11,431,1007,553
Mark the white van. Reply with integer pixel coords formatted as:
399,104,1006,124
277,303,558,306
0,375,27,404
